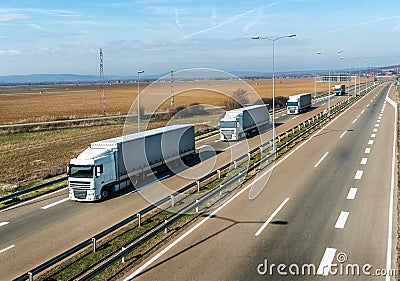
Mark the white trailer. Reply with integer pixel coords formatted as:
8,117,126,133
219,105,270,141
286,93,312,115
68,124,195,201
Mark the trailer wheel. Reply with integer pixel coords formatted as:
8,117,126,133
100,188,110,200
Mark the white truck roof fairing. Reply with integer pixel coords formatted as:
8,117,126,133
76,147,110,160
222,105,267,120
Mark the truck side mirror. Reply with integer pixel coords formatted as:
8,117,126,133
95,165,103,177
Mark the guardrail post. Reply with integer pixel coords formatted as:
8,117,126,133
292,128,295,134
238,172,242,183
164,220,168,233
278,136,281,142
196,200,199,213
234,161,237,169
217,169,221,179
286,132,288,138
121,247,126,263
219,185,223,195
170,194,175,208
92,237,96,253
247,152,250,160
298,125,301,131
196,180,200,192
137,213,141,227
28,272,33,281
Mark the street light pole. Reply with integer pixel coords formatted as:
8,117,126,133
317,50,343,116
252,34,296,157
137,70,144,132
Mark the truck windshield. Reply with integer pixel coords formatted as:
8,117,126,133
69,165,93,178
287,102,298,106
220,121,237,128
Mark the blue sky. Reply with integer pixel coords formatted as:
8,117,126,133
0,0,399,76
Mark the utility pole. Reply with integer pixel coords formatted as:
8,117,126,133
170,70,174,108
99,48,105,116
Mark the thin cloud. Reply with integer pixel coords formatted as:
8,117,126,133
174,9,257,42
210,9,217,25
322,16,397,34
0,13,30,22
243,8,263,34
29,23,45,31
175,8,186,37
0,49,22,55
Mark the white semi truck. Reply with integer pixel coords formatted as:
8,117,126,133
68,124,195,201
286,93,312,115
334,84,346,96
219,105,270,141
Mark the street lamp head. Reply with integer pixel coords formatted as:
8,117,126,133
316,51,322,55
251,35,260,40
286,34,296,38
138,70,144,74
338,50,343,54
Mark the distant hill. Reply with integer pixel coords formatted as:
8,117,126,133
0,65,397,85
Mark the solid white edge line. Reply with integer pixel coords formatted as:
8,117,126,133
123,87,376,280
339,131,347,139
360,158,368,165
0,245,15,254
354,170,363,180
41,198,69,210
385,86,396,281
317,248,337,276
0,222,10,227
334,211,350,229
347,188,357,200
255,197,290,236
314,152,329,168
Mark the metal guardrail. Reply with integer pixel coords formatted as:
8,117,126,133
0,176,67,204
13,82,381,280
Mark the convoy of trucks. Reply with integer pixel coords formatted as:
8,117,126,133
334,84,346,96
68,124,195,201
286,93,312,115
219,105,270,141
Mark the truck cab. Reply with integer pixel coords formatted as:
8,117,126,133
68,147,116,201
220,114,243,141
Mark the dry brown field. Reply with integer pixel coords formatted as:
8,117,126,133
0,78,341,125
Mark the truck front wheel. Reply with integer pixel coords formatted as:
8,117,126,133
100,188,110,200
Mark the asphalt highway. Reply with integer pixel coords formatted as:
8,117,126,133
123,82,397,280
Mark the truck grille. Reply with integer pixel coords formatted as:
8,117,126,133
221,130,233,140
73,189,87,200
69,180,91,189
